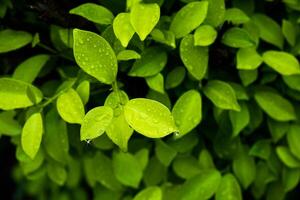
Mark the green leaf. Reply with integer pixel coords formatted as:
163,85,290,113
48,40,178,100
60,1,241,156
283,74,300,91
228,82,249,100
129,47,167,77
124,98,178,138
113,13,135,47
203,80,240,111
145,73,165,94
222,27,256,48
229,102,250,137
236,47,262,70
155,139,177,167
239,69,258,86
249,140,271,160
287,124,300,160
150,29,176,48
57,88,85,124
113,151,143,188
204,0,225,27
130,3,160,41
134,148,149,170
262,51,300,75
0,29,32,53
80,106,114,141
44,108,69,164
0,78,43,110
133,186,162,200
69,3,114,25
173,155,201,179
276,146,300,168
224,8,250,24
21,112,43,159
165,67,186,89
282,167,300,192
194,25,217,46
251,14,284,49
106,113,133,151
180,169,221,200
172,90,202,137
180,35,208,80
73,29,118,84
170,1,208,38
84,152,122,190
47,161,67,186
117,50,141,61
267,118,289,143
0,111,21,136
233,146,256,189
198,149,215,169
143,156,167,186
215,174,242,200
76,80,90,105
282,19,296,46
254,87,296,121
13,54,50,83
147,90,171,109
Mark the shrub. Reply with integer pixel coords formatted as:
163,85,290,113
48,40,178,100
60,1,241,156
0,0,300,199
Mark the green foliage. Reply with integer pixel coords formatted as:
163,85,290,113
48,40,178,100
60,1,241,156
1,0,300,199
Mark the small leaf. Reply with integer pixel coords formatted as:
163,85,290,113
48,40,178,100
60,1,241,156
69,3,114,25
173,155,201,179
133,186,162,200
76,80,90,105
239,69,258,86
170,1,208,38
0,78,43,110
254,87,296,121
124,98,178,138
117,50,141,61
203,80,240,111
251,14,284,49
215,174,242,200
0,29,32,53
282,167,300,192
282,19,296,46
145,73,164,94
180,35,208,80
262,51,300,75
224,8,250,24
267,118,289,143
80,106,114,141
222,27,256,48
204,0,225,27
155,139,177,167
236,47,262,70
150,29,176,48
57,88,85,124
130,3,160,41
73,29,118,84
249,140,271,160
113,13,135,47
233,146,256,189
198,149,215,169
129,47,167,77
180,169,221,200
0,111,21,136
165,67,186,89
143,156,167,186
172,90,202,137
276,146,300,168
113,151,143,188
47,161,67,186
229,102,250,137
283,74,300,91
228,82,249,100
287,125,300,160
44,108,69,164
21,113,43,159
194,25,217,46
13,54,50,83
